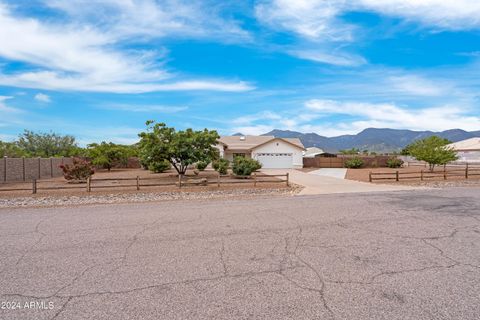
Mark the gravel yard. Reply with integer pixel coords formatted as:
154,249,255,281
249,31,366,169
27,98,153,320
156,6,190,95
0,186,301,208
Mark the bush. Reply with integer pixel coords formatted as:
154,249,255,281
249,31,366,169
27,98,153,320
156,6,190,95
148,160,171,173
60,158,94,182
344,157,364,169
232,157,262,176
212,158,229,175
196,161,208,171
386,157,404,168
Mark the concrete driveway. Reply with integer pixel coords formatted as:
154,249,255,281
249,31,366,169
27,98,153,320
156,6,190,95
262,169,418,195
1,188,479,320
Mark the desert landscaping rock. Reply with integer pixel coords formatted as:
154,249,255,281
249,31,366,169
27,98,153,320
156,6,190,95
0,187,302,208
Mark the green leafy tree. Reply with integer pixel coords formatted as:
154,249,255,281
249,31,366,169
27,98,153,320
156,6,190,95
406,136,458,171
87,142,136,171
148,160,171,173
138,121,220,175
0,141,26,157
16,130,81,157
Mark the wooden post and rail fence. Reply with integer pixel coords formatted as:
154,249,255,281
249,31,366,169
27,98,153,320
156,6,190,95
0,172,290,194
369,163,480,183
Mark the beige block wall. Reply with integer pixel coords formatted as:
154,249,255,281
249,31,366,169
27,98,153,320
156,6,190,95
1,157,73,182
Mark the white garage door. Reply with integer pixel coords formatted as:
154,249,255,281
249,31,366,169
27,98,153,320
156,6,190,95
255,153,293,168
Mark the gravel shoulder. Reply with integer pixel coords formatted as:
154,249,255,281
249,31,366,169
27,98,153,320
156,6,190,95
0,185,302,208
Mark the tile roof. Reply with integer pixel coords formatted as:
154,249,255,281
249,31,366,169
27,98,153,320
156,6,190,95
218,135,305,150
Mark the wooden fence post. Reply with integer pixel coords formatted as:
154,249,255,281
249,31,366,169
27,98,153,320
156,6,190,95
465,163,469,179
136,176,140,191
420,170,424,181
32,179,37,194
86,177,91,192
253,172,257,187
395,171,399,182
217,173,220,187
286,172,289,186
443,165,447,180
368,171,372,182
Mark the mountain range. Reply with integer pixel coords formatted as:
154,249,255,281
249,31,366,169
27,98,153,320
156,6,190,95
259,128,480,153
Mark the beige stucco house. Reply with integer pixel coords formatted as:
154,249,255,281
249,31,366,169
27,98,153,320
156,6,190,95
217,135,305,168
447,138,480,163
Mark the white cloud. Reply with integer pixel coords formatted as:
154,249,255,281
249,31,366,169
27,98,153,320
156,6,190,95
255,0,353,41
0,95,21,113
0,2,253,93
388,75,446,96
227,97,480,137
34,93,51,103
45,0,250,41
256,0,480,41
289,49,367,66
305,99,480,132
230,125,275,136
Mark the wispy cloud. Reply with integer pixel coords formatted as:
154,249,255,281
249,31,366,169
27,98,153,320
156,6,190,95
0,2,253,93
101,104,188,113
256,0,480,40
0,95,21,113
289,49,366,66
305,99,480,132
34,93,51,103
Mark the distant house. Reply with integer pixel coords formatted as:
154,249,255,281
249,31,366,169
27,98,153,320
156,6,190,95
447,138,480,163
303,147,325,158
217,135,305,168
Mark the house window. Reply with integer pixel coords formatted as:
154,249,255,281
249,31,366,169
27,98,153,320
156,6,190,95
233,153,246,158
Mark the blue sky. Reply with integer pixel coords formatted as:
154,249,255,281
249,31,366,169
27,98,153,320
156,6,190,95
0,0,479,145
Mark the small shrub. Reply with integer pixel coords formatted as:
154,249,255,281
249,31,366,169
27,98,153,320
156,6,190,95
148,160,171,173
212,158,229,175
196,161,208,171
232,157,262,176
386,157,404,168
344,157,364,169
60,158,94,182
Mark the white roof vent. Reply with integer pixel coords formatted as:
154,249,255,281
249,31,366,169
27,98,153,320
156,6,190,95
239,136,246,141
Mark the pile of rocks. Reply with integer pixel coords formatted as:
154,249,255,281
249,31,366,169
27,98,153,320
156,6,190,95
0,186,302,208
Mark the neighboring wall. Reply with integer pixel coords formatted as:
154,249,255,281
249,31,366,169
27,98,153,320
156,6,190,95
303,155,392,168
0,157,73,182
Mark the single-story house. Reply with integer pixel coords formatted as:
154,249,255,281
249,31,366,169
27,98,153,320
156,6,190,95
217,135,305,168
302,147,337,158
447,138,480,163
303,147,325,158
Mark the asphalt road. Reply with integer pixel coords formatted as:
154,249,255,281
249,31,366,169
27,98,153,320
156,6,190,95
1,188,479,320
